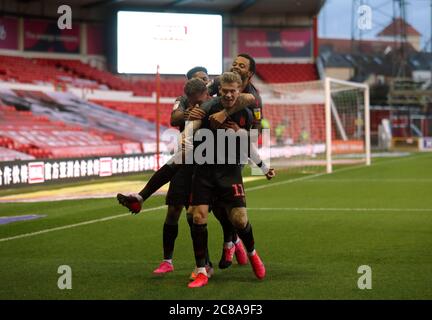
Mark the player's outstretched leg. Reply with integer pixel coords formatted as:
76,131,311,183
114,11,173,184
138,164,180,203
117,164,180,213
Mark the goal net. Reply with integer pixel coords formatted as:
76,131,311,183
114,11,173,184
254,77,370,174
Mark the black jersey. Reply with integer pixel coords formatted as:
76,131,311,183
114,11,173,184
194,97,253,165
207,77,263,125
201,97,253,131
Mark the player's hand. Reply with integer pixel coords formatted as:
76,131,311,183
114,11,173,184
222,120,240,132
188,105,207,120
265,168,276,180
209,110,228,128
183,109,190,120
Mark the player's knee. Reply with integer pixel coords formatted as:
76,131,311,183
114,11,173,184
230,207,248,229
232,218,248,230
165,205,183,225
192,206,208,224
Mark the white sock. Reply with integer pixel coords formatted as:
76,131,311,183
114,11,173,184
224,241,234,249
247,249,256,257
234,238,241,245
196,267,207,276
163,259,173,264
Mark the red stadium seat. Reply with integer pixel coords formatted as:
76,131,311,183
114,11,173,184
0,105,139,159
256,63,318,83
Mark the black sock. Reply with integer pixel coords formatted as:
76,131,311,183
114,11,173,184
186,214,193,236
231,232,238,244
138,164,179,201
236,222,255,253
188,215,211,266
191,223,208,268
163,223,178,260
213,207,234,243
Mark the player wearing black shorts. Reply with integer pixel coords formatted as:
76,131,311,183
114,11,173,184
188,72,266,288
152,70,214,276
117,62,272,279
151,67,259,278
205,54,265,270
117,67,259,278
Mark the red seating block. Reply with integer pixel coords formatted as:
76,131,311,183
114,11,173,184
256,63,318,83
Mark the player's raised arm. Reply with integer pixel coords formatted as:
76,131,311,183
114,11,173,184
228,93,256,115
209,93,255,128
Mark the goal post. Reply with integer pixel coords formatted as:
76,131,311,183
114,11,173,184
255,77,371,174
325,77,371,173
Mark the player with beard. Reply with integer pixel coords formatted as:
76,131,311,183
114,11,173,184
208,53,263,130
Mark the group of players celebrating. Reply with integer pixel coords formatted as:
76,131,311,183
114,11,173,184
117,54,275,288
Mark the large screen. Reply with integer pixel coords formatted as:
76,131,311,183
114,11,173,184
117,11,223,75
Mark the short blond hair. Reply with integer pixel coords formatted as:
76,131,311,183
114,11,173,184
220,71,242,87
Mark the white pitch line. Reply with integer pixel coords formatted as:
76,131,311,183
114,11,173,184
246,172,328,191
0,205,166,243
302,179,432,183
248,207,432,212
246,152,432,192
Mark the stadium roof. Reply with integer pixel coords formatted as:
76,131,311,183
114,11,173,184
77,0,326,15
4,0,325,22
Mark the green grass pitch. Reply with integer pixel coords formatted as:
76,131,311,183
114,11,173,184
0,152,431,300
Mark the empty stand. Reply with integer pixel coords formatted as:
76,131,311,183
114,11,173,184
91,100,174,128
0,104,139,159
256,63,318,83
0,55,185,97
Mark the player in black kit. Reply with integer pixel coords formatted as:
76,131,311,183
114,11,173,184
188,72,267,288
152,74,214,276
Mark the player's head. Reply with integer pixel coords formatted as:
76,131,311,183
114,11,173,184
219,72,242,109
184,78,209,106
230,53,256,84
186,66,210,85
